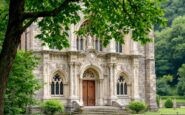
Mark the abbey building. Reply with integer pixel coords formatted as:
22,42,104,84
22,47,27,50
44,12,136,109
19,19,157,111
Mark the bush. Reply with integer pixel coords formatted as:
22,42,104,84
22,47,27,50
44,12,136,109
42,100,64,115
4,51,40,115
156,95,160,107
164,98,173,108
128,101,146,114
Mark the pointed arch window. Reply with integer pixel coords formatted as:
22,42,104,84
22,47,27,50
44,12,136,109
117,76,127,95
77,37,84,50
51,74,63,95
116,42,122,53
95,39,103,51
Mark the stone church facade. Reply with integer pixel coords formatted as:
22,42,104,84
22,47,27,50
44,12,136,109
20,19,157,111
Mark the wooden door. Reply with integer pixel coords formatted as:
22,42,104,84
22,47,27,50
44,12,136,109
83,80,95,106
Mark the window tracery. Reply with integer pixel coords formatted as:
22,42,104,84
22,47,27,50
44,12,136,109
51,74,63,95
117,76,127,95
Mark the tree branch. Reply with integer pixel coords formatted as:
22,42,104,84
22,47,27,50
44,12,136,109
21,18,37,33
23,0,79,19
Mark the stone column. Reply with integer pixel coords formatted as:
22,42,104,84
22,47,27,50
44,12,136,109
109,63,114,97
113,64,117,96
69,62,74,98
110,39,116,52
70,24,76,51
145,34,158,111
87,35,93,49
74,62,78,97
99,79,104,105
133,58,140,100
79,79,83,103
43,54,50,99
108,63,116,105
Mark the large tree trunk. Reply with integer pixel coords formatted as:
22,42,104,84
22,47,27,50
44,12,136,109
0,0,25,114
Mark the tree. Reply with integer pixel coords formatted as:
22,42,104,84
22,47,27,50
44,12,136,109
155,16,185,84
155,0,185,30
0,0,164,114
177,64,185,96
157,75,172,96
4,51,40,115
161,0,185,26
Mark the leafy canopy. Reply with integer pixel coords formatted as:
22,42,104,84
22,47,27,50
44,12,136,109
155,16,185,79
177,64,185,96
4,51,40,115
0,0,165,49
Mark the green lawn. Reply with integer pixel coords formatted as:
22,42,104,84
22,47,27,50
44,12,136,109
143,108,185,115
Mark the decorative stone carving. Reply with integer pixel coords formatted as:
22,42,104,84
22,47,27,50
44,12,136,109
83,70,95,79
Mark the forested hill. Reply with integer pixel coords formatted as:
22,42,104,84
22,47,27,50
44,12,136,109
155,0,185,96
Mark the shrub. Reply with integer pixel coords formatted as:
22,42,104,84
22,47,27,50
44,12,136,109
4,51,40,115
42,100,64,115
128,101,146,114
156,95,160,107
164,98,173,108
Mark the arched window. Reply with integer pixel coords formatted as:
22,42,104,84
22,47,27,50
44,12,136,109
95,39,103,51
51,74,63,95
77,37,84,50
117,76,127,95
116,42,122,53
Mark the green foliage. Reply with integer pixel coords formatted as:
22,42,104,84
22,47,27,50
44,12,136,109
42,100,64,115
161,96,185,100
177,64,185,96
157,76,171,96
156,95,160,107
155,16,185,84
0,0,8,51
164,98,173,108
161,0,185,26
128,101,146,114
4,51,41,115
0,0,165,50
79,0,165,46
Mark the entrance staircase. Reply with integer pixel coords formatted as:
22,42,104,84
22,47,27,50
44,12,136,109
72,106,130,115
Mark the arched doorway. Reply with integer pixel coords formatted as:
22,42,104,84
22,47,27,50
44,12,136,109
82,69,98,106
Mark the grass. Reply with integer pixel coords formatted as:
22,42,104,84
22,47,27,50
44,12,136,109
143,108,185,115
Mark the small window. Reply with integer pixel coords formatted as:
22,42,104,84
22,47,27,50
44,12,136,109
117,76,127,95
51,74,63,96
116,42,122,53
76,37,84,51
95,39,103,51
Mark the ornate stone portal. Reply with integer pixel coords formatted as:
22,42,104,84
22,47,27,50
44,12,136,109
20,19,157,112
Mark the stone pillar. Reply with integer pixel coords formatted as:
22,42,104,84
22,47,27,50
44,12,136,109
133,58,140,100
70,24,76,51
109,64,114,97
108,63,116,105
130,38,139,55
79,79,83,103
43,54,50,99
99,79,104,105
87,35,93,49
113,64,117,96
110,39,116,52
74,62,78,97
145,34,158,111
69,62,74,98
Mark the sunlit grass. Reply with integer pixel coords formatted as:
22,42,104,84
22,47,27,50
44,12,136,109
143,108,185,115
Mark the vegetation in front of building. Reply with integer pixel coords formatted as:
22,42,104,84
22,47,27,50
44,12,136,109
128,101,146,114
164,98,173,108
4,51,41,115
42,100,64,115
